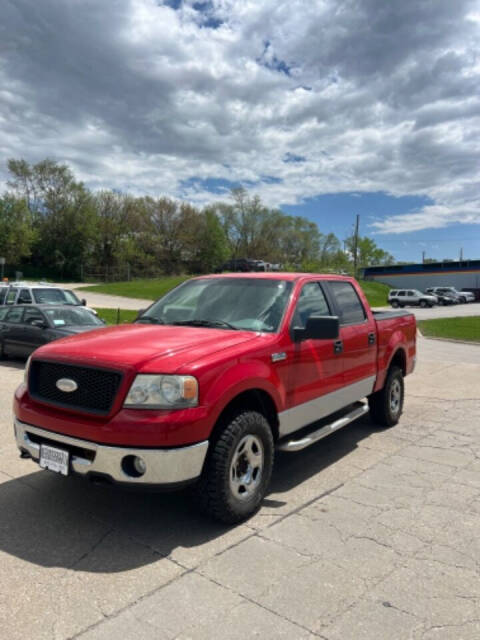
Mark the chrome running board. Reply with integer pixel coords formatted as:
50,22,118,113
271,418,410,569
277,402,369,452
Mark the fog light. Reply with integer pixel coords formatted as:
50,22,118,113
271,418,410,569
121,454,147,478
133,456,146,476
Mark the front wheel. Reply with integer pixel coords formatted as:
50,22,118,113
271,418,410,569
368,366,404,427
419,299,427,308
195,410,274,524
391,300,399,308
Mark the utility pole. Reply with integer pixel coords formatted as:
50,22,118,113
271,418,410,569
422,250,426,264
352,214,360,279
459,248,463,261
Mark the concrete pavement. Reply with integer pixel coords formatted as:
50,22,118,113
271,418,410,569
0,335,479,639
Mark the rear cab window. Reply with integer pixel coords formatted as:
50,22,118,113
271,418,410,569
328,281,366,325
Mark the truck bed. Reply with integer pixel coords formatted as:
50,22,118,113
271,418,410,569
372,309,414,321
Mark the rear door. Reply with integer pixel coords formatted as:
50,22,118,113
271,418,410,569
326,280,377,397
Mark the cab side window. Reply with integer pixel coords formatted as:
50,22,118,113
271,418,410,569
329,281,366,325
292,282,330,329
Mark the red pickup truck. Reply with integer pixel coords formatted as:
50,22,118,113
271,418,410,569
14,274,416,522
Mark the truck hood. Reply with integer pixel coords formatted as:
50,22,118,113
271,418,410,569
33,324,260,373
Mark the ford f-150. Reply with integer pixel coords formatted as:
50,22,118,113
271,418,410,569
13,274,416,522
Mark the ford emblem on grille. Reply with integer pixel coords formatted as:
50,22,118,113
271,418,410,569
55,378,78,393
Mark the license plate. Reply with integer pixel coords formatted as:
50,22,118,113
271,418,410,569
39,444,69,476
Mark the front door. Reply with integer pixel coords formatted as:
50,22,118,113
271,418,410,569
279,281,344,436
22,307,50,355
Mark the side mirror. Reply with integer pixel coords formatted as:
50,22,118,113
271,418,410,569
135,308,146,320
294,315,339,342
31,319,47,329
81,299,86,306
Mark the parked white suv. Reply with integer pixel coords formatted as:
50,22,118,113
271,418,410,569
1,283,97,314
388,289,437,308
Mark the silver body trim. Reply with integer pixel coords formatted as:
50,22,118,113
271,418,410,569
277,402,369,452
14,420,208,485
278,375,376,436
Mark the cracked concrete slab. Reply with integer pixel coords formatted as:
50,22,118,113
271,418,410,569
0,334,479,639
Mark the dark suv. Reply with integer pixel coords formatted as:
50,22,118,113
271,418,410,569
219,258,259,272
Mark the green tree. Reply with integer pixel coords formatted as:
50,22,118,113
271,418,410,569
190,208,229,273
345,235,394,268
7,158,98,277
0,195,36,263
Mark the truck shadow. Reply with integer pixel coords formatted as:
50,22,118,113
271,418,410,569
0,358,25,370
0,416,380,573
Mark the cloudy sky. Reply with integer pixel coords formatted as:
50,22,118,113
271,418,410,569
1,0,480,262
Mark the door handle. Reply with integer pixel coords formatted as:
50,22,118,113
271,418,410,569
368,332,376,345
334,340,343,354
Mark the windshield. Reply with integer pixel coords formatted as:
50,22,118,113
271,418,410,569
33,288,80,304
140,278,293,332
44,307,104,327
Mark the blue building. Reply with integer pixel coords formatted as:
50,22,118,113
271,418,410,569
363,260,480,292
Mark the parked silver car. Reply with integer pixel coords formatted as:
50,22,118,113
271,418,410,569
426,287,474,304
388,289,437,308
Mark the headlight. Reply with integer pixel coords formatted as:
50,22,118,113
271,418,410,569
24,356,32,386
124,374,198,409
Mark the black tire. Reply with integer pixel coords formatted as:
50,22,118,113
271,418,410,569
195,410,274,524
0,341,6,359
391,300,399,308
419,299,427,308
368,366,404,427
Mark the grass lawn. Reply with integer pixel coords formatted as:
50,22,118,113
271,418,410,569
94,308,139,325
78,275,190,300
418,316,480,343
358,280,390,307
82,275,390,307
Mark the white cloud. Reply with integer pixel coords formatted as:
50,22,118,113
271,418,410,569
0,0,479,233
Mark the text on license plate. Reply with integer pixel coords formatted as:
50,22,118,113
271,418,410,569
39,444,69,476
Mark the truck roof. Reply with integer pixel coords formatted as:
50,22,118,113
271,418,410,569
198,272,353,282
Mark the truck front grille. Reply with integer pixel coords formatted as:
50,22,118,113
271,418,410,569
29,360,123,414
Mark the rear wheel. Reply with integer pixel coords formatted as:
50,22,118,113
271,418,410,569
368,366,404,427
195,410,274,524
420,299,427,308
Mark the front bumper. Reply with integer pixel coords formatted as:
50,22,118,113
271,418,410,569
14,419,209,486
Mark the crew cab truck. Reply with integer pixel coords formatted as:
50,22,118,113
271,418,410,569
14,274,416,523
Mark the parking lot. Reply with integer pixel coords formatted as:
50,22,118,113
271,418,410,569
0,331,479,639
376,302,480,321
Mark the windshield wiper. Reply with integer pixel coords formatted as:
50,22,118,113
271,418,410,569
172,319,239,330
135,316,164,324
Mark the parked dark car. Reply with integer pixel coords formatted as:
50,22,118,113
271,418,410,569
0,305,105,359
218,258,267,272
423,290,457,306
